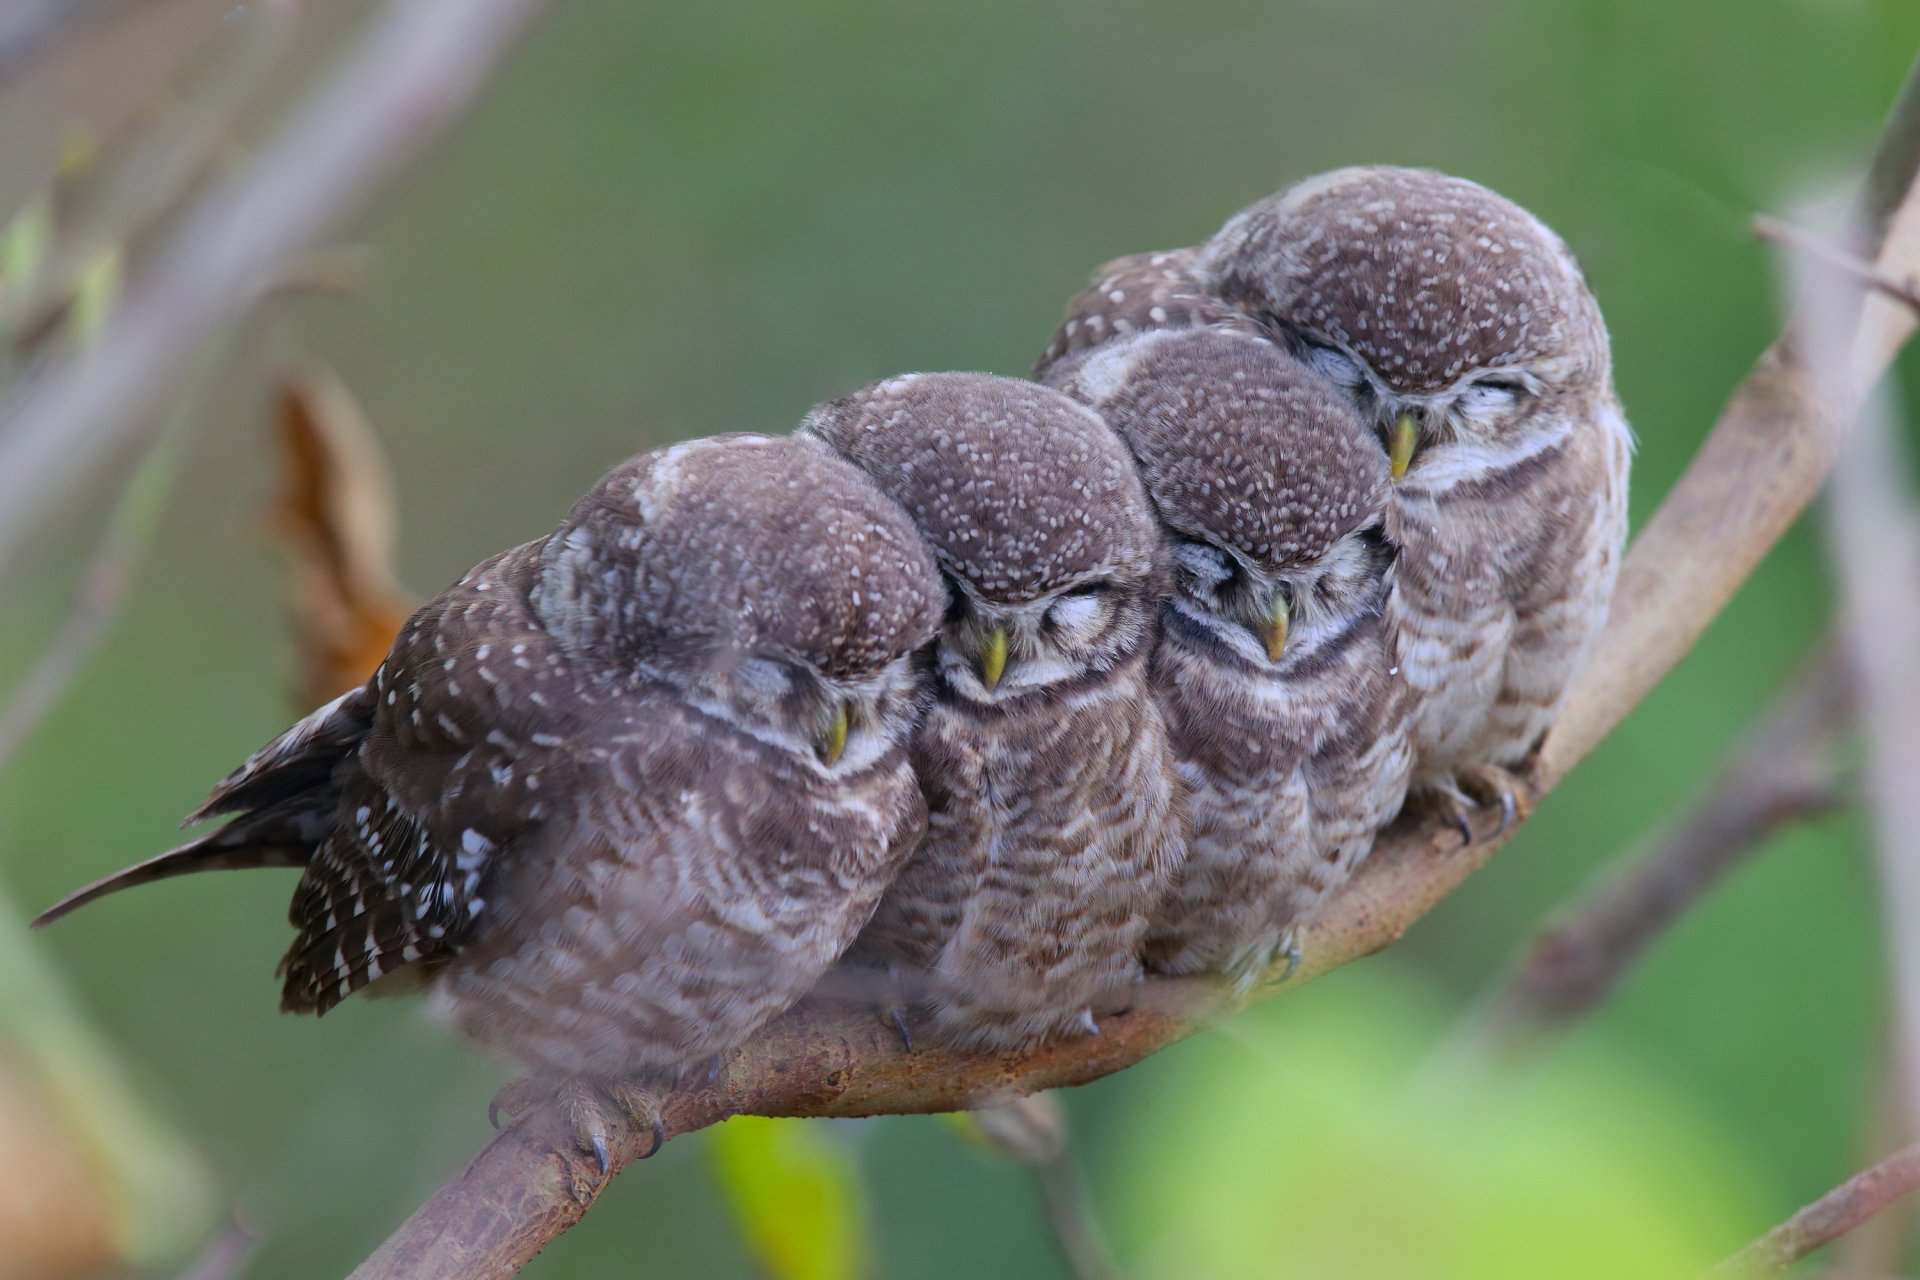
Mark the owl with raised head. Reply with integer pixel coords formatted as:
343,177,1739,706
1203,166,1630,828
1048,326,1411,983
1033,246,1255,381
36,434,945,1166
802,372,1184,1050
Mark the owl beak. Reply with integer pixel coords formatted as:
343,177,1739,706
1388,411,1419,483
819,702,850,766
979,625,1009,691
1261,593,1290,662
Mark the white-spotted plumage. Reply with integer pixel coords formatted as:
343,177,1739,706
802,373,1186,1050
1047,326,1413,982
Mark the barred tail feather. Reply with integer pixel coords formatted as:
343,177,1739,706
186,685,373,825
32,800,328,928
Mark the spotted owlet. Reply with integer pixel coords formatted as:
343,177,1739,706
1032,246,1254,380
1047,326,1412,983
801,372,1185,1050
1203,166,1630,824
35,434,945,1164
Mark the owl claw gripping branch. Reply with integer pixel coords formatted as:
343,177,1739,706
36,166,1624,1152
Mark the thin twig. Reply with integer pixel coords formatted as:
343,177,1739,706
0,0,564,587
969,1095,1121,1280
1757,215,1920,315
1716,1143,1920,1274
172,1212,260,1280
346,53,1920,1280
1473,640,1850,1048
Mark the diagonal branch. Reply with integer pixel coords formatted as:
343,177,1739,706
1715,1142,1920,1274
346,50,1920,1280
1471,639,1850,1048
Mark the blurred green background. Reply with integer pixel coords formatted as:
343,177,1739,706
5,0,1920,1275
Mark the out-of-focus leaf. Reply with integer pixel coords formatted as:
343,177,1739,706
1115,970,1761,1280
0,880,213,1268
271,368,413,708
710,1116,872,1280
0,1050,114,1279
66,243,120,345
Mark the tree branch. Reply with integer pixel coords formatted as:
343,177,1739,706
1472,639,1850,1047
0,0,564,589
1716,1142,1920,1274
346,52,1920,1280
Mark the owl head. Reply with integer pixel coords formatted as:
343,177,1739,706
1053,327,1393,670
1203,166,1611,490
1032,246,1256,382
801,373,1164,704
534,433,944,771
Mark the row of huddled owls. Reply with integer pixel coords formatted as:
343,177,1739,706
32,165,1626,1164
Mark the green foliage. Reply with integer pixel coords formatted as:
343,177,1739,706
1115,974,1758,1279
710,1117,871,1280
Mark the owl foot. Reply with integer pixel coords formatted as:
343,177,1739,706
1424,764,1528,845
1266,932,1303,985
488,1075,666,1175
1077,1009,1101,1037
885,1006,916,1053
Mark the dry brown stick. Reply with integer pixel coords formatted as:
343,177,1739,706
0,0,564,588
347,57,1920,1280
1716,1143,1920,1274
1757,215,1920,314
1474,639,1850,1045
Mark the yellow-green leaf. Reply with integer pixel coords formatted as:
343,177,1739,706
710,1116,871,1280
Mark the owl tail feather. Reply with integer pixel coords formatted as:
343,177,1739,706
31,802,321,928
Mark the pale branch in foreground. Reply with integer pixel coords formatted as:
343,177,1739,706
347,65,1920,1280
1715,1141,1920,1274
1472,640,1850,1047
0,0,565,588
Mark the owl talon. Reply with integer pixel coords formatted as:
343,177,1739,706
1457,764,1527,839
886,1007,915,1053
1270,934,1302,984
1077,1009,1100,1037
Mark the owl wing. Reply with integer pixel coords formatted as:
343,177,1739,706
278,540,603,1013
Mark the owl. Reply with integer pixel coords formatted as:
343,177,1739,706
1047,326,1411,984
1032,246,1256,381
800,372,1184,1051
1202,166,1630,829
35,434,945,1167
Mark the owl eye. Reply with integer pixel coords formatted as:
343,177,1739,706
1046,584,1109,634
1302,341,1367,389
1459,376,1530,415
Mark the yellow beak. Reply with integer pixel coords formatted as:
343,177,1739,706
980,625,1009,692
1262,593,1290,663
819,702,850,766
1388,412,1418,483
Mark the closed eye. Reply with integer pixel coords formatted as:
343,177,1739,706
1046,589,1107,634
1300,340,1367,389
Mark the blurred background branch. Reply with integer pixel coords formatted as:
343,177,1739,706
0,0,564,590
1717,1140,1920,1274
1468,639,1851,1055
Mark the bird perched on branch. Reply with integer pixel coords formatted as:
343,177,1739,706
34,434,945,1168
803,372,1184,1050
1047,326,1411,984
1202,167,1631,830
